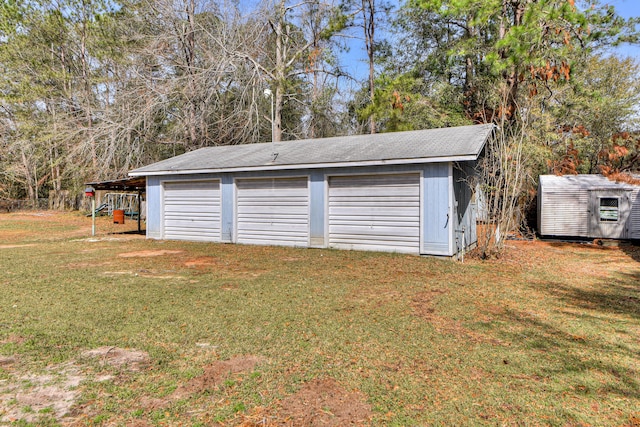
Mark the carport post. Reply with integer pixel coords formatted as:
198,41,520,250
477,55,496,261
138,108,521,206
85,186,96,236
137,191,141,232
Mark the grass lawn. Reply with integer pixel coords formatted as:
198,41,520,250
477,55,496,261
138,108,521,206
0,211,639,426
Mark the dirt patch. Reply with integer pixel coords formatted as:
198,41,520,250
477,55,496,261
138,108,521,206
81,347,149,371
184,257,217,267
184,257,268,278
0,362,83,424
173,355,265,399
0,356,17,366
275,378,372,426
137,355,265,413
101,270,185,280
0,244,37,249
118,250,183,258
0,347,149,424
1,334,27,345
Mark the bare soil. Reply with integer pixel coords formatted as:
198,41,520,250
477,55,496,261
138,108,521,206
274,378,372,426
118,250,184,258
81,346,150,371
0,347,148,424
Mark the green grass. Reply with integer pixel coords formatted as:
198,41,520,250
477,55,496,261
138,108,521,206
0,212,639,425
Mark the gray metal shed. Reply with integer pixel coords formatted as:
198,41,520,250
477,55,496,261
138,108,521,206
129,124,494,256
538,174,640,240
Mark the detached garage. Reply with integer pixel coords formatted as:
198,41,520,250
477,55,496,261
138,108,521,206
130,124,494,257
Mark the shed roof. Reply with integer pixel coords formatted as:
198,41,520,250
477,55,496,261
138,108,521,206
129,124,494,176
539,174,640,191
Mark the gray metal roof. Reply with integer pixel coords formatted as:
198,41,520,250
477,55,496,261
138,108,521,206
130,124,494,176
539,174,640,190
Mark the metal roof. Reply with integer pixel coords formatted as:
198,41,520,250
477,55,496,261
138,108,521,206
87,176,147,191
539,174,640,190
129,124,494,176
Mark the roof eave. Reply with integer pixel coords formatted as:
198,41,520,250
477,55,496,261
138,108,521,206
129,154,480,177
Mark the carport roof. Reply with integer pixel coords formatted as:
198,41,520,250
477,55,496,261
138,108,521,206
86,176,146,191
129,124,494,176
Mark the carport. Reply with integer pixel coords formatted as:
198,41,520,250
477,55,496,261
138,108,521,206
85,176,146,233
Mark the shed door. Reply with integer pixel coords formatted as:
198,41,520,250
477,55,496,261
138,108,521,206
236,177,309,247
589,190,630,239
163,180,221,241
328,173,421,254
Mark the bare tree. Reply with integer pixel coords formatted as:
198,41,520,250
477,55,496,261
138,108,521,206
475,89,531,257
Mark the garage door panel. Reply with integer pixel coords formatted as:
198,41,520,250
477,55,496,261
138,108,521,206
165,205,218,214
330,216,417,224
236,177,309,247
331,235,420,244
328,174,420,254
237,178,306,189
163,180,221,241
329,175,416,186
238,205,308,214
165,219,220,228
329,207,419,217
330,224,419,236
330,187,419,197
237,189,306,196
238,222,309,231
329,240,419,252
238,230,309,239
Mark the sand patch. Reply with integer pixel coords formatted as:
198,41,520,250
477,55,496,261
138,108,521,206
0,362,83,424
184,257,216,267
81,347,150,371
0,347,148,424
118,250,183,258
101,270,185,280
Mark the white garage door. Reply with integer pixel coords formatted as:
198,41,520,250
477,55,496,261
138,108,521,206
236,177,309,247
162,180,221,241
328,173,421,254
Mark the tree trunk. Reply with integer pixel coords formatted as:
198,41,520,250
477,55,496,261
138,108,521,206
185,0,198,147
363,0,375,134
273,0,285,142
21,149,35,202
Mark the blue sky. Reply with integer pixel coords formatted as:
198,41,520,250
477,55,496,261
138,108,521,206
607,0,640,59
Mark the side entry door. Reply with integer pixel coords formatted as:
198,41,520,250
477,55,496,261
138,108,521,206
589,190,630,239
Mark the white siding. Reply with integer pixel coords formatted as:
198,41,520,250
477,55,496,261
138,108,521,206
328,173,420,254
539,190,590,237
163,180,221,241
236,177,309,247
630,190,640,239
